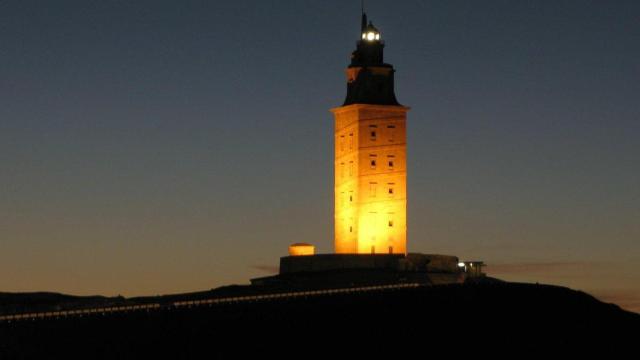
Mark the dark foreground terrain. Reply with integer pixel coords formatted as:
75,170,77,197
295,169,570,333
1,281,638,357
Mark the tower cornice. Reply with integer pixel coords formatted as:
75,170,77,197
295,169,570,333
330,103,410,114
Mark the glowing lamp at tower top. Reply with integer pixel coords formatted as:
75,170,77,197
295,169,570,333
361,23,381,41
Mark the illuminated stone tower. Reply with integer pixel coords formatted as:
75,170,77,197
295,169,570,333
332,12,409,255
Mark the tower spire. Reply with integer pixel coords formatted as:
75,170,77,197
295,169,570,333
361,0,367,32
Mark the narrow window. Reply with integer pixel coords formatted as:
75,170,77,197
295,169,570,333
388,220,394,227
387,155,395,169
369,182,377,197
340,135,345,152
369,125,377,140
387,125,396,142
370,154,377,169
388,183,395,196
349,161,354,176
388,246,393,254
349,133,354,149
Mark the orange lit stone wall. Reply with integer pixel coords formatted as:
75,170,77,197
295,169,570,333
331,104,409,254
288,243,315,256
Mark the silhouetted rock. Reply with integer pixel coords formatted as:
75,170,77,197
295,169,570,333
0,292,126,315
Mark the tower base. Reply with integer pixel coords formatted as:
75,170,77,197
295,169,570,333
250,253,477,289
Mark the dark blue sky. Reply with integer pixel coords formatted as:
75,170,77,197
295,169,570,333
1,0,638,310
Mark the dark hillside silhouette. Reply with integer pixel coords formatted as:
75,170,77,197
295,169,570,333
1,281,638,357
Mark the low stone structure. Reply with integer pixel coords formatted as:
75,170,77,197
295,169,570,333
251,253,470,289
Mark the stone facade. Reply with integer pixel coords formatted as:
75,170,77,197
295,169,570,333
332,104,409,254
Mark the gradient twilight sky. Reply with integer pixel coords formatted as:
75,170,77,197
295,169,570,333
1,1,638,311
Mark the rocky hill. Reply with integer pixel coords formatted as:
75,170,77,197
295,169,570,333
1,280,638,357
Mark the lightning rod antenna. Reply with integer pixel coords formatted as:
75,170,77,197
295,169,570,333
361,0,367,32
